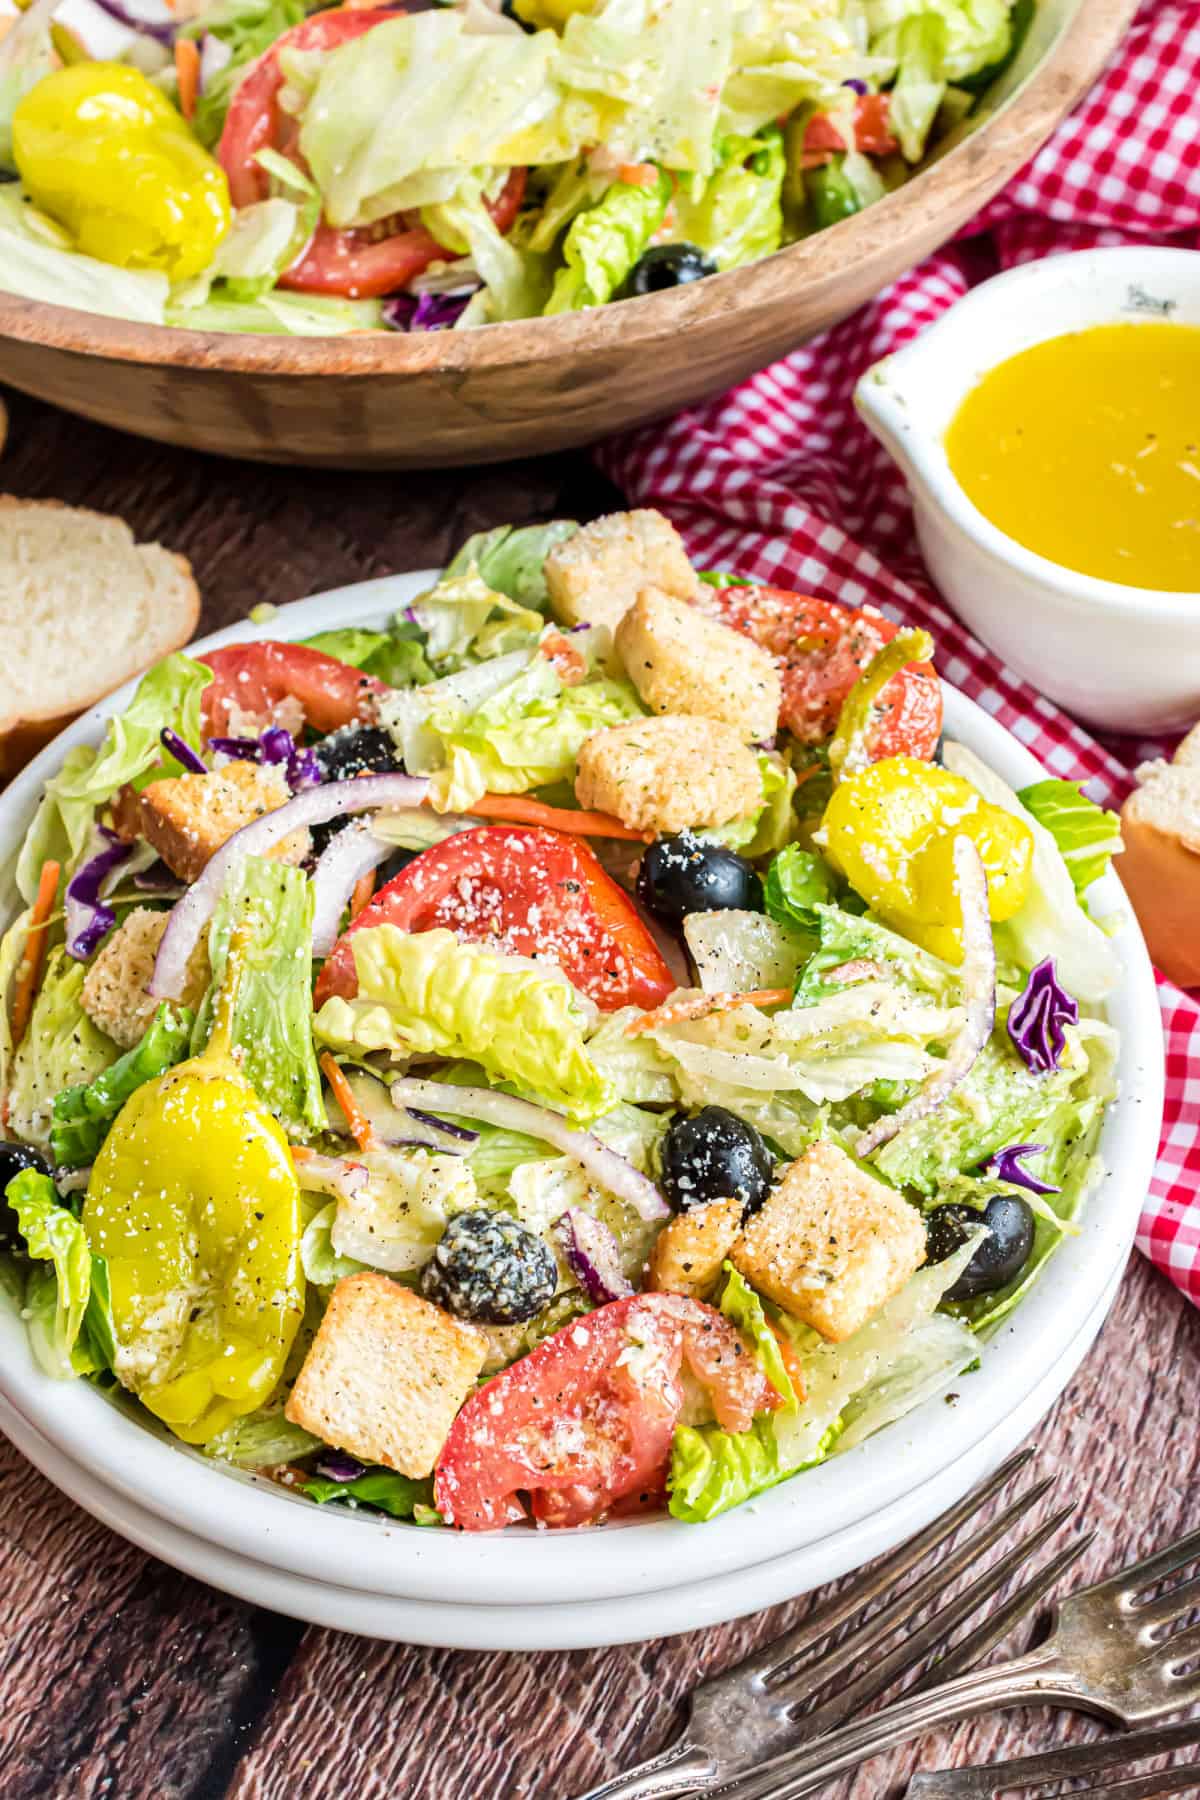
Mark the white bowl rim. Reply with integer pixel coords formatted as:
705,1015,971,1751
854,245,1200,615
0,573,1165,1610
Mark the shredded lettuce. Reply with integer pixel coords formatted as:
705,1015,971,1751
795,903,961,1006
51,1002,194,1169
544,167,671,313
5,1168,93,1379
1015,779,1123,899
7,950,117,1156
182,0,312,148
870,0,1012,160
300,1200,368,1288
314,925,612,1117
205,196,317,304
408,567,545,670
165,290,383,335
673,126,785,271
684,910,809,994
302,619,434,688
0,185,169,322
205,1404,323,1467
705,753,799,857
329,1147,479,1272
764,844,838,934
192,857,326,1139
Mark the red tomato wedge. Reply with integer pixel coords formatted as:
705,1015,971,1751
800,94,898,167
313,824,674,1012
707,586,942,761
434,1292,779,1530
199,641,385,738
218,8,527,299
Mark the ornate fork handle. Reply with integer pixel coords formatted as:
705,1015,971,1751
575,1739,716,1800
715,1643,1096,1800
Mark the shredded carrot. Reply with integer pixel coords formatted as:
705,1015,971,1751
9,861,60,1052
437,793,649,843
174,37,200,122
349,869,377,920
768,1319,807,1402
319,1051,376,1152
618,162,661,188
625,987,793,1036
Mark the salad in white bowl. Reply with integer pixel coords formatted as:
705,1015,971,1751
0,510,1125,1534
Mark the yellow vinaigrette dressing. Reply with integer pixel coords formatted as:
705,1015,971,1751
944,322,1200,591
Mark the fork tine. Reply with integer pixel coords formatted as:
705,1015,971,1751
766,1475,1057,1699
1067,1768,1200,1799
1136,1574,1200,1630
1153,1617,1200,1671
792,1501,1076,1731
741,1449,1036,1682
915,1529,1095,1689
1095,1527,1200,1601
906,1717,1200,1800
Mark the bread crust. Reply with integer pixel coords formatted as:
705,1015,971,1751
1117,807,1200,987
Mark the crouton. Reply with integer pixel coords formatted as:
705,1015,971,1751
285,1272,487,1479
138,760,308,885
615,587,782,743
80,907,208,1050
648,1196,744,1300
545,509,700,634
1118,723,1200,987
575,715,762,835
732,1142,925,1343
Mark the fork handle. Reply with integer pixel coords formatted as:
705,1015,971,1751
573,1738,716,1800
713,1645,1095,1800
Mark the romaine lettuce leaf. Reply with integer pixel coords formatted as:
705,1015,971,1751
443,520,579,608
193,856,326,1139
205,195,317,304
673,126,785,271
7,950,117,1156
300,1200,369,1288
423,178,553,323
720,1263,796,1406
720,0,864,139
302,619,434,688
1015,779,1123,898
51,1001,194,1169
794,903,961,1006
303,1466,437,1519
764,844,837,934
942,743,1119,1003
314,925,612,1117
15,652,211,905
0,903,32,1118
5,1168,92,1379
544,167,671,313
204,1403,323,1467
164,290,383,335
408,567,545,669
182,0,311,149
704,752,799,857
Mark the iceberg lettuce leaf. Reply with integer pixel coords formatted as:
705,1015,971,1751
7,950,117,1156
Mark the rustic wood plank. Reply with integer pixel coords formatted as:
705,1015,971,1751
225,1257,1200,1800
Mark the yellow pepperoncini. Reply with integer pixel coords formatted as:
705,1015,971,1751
82,928,304,1444
513,0,597,26
12,63,231,282
822,755,1035,961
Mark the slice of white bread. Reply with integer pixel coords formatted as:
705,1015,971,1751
1119,722,1200,987
0,498,200,778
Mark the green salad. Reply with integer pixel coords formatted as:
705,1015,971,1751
0,510,1122,1530
0,0,1030,334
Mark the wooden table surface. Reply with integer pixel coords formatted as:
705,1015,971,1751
2,387,1197,1800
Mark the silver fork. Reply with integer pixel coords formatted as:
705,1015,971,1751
575,1451,1089,1800
715,1523,1200,1800
906,1716,1200,1799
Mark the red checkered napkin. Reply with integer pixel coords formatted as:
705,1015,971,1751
596,0,1200,1305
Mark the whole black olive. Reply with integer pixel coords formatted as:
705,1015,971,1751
637,831,763,928
661,1107,774,1216
629,243,719,296
313,725,403,785
926,1196,1036,1300
0,1143,52,1249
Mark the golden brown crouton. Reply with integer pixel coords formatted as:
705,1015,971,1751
138,761,308,885
648,1196,744,1300
545,509,700,634
80,907,209,1050
615,587,782,743
732,1142,925,1343
285,1273,487,1479
575,715,762,835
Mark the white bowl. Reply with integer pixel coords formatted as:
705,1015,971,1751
0,575,1165,1646
855,247,1200,735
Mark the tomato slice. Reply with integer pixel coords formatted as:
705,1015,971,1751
219,9,528,299
314,823,675,1013
199,641,385,738
708,587,943,761
434,1292,779,1530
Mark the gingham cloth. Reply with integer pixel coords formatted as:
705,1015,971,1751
597,0,1200,1306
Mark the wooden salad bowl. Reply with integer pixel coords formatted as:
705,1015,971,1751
0,0,1138,469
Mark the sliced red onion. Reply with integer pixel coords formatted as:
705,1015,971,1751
208,736,262,761
159,726,207,775
556,1207,633,1303
292,1151,370,1202
858,836,995,1158
388,1076,670,1222
315,1450,366,1483
310,822,393,956
89,0,178,44
133,859,181,893
149,772,429,1000
405,1106,478,1144
987,1143,1061,1196
65,827,134,960
382,290,476,332
842,77,869,93
1006,958,1078,1075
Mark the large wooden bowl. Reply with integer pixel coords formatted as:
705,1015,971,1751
0,0,1137,469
